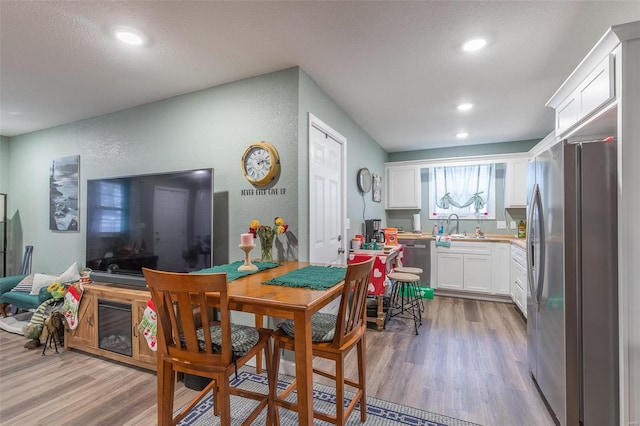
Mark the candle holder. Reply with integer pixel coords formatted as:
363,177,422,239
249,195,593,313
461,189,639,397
238,244,258,271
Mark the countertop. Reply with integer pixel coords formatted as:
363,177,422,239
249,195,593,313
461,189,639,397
397,232,527,248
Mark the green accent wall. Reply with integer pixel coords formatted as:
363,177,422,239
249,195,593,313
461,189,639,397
0,135,8,194
297,69,388,251
4,67,387,274
388,139,539,162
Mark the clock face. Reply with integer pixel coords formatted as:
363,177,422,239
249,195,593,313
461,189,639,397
241,141,280,186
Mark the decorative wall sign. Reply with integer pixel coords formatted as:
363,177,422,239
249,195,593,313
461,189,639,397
49,155,79,232
372,173,382,203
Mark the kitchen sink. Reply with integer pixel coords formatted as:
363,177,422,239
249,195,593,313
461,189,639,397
449,234,486,239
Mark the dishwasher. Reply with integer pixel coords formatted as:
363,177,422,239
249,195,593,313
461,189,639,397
398,238,431,286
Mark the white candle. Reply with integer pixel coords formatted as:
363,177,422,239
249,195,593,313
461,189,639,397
241,233,254,246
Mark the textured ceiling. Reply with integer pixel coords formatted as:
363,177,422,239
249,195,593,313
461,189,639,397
1,1,639,151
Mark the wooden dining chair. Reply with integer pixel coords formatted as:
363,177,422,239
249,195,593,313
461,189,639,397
142,268,275,426
270,257,375,425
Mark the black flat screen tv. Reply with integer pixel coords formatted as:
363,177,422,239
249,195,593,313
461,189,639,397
86,169,213,286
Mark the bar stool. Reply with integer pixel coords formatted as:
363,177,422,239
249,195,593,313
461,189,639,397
394,266,425,313
388,271,422,335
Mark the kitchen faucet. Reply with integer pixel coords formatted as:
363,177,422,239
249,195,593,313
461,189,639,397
447,213,459,235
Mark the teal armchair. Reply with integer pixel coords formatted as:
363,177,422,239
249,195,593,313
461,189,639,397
0,274,53,314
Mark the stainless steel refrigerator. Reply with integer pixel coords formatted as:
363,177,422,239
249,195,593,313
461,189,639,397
527,138,618,425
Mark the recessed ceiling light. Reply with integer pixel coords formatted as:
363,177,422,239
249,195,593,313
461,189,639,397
462,38,487,52
113,26,146,46
456,132,469,139
457,103,474,111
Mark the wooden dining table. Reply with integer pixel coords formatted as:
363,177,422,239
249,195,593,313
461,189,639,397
208,261,344,425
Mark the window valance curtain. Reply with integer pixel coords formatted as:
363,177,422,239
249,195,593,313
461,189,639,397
433,164,493,214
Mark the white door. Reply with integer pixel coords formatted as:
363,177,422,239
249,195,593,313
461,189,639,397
309,113,346,266
153,186,189,271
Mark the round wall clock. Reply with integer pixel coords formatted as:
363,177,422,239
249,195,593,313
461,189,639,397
241,141,281,186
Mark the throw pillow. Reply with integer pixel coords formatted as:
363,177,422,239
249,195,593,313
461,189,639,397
11,274,35,292
30,273,60,296
58,262,80,284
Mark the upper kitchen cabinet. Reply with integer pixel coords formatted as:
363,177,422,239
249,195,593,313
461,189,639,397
553,55,615,137
385,164,421,209
504,157,529,208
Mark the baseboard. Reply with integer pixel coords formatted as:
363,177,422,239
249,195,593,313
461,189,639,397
434,289,512,303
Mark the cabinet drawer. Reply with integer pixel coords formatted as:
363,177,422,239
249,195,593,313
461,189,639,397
511,245,526,268
514,262,527,291
444,241,491,254
514,284,527,318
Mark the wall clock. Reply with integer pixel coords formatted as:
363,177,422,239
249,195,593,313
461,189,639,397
241,141,280,186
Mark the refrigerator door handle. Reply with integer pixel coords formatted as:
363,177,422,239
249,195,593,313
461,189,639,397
527,183,545,309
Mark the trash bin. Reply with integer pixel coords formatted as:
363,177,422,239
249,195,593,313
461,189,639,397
184,373,212,391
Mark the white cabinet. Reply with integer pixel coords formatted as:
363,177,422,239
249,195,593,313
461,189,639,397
463,254,492,293
553,54,615,137
504,157,529,208
510,244,527,318
437,253,463,290
492,243,510,295
432,241,510,296
385,165,421,209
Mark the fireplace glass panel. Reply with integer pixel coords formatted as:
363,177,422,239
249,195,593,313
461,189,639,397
98,299,132,357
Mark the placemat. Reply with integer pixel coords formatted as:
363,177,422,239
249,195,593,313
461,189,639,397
191,261,279,282
262,265,346,290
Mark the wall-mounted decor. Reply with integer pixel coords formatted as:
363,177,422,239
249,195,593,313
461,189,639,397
49,155,79,232
241,141,280,187
372,173,382,203
357,168,372,193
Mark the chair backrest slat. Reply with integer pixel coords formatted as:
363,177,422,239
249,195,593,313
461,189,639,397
143,268,233,366
334,258,374,347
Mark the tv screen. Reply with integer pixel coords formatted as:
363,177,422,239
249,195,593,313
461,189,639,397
86,169,213,285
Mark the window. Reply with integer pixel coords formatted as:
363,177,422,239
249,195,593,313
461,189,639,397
93,181,125,233
429,164,495,219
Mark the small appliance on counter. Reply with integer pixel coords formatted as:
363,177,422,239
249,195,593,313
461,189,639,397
412,214,421,233
365,219,384,243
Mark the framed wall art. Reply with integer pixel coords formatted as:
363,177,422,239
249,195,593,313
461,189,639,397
372,173,382,203
49,155,80,232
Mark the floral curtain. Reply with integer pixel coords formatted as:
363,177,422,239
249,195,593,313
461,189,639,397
432,164,494,216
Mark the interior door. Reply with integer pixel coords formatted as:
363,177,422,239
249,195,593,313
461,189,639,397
309,114,346,266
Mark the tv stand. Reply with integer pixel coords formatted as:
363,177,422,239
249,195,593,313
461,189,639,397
90,271,147,287
65,282,156,371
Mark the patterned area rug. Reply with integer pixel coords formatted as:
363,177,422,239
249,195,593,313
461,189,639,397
177,368,481,426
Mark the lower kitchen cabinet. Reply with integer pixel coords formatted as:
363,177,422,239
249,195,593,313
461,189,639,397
510,244,528,318
463,254,492,293
432,241,509,297
437,253,464,290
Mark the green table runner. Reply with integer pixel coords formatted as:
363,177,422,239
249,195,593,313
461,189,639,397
191,261,279,282
262,265,346,290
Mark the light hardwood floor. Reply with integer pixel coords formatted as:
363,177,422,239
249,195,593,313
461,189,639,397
0,296,554,425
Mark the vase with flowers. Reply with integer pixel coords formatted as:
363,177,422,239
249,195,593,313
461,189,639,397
249,217,288,262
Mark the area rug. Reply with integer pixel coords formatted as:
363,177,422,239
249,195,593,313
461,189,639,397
0,311,33,335
177,368,481,426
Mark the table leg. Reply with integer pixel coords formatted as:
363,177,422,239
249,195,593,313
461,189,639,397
293,310,313,425
376,295,385,331
255,314,263,374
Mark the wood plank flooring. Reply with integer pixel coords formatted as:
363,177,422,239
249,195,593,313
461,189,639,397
0,296,554,425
